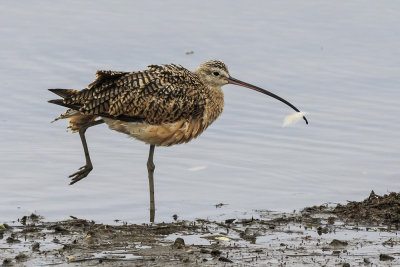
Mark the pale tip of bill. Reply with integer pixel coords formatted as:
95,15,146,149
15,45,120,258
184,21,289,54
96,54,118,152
282,112,308,127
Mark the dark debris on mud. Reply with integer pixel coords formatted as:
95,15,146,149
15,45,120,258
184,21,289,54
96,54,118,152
334,191,400,226
1,191,400,266
302,190,400,227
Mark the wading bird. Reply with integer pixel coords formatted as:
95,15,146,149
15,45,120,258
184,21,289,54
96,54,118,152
49,60,308,222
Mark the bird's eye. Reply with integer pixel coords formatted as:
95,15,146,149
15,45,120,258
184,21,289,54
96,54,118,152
213,72,220,76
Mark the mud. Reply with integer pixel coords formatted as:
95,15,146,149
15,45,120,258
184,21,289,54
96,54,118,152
1,191,400,266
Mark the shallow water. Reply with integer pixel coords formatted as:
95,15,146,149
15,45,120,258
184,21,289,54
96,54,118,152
0,1,399,223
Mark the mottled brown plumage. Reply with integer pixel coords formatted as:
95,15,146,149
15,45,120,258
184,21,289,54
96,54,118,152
49,60,307,221
50,61,227,146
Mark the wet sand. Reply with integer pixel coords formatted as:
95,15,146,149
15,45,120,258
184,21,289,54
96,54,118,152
1,191,399,266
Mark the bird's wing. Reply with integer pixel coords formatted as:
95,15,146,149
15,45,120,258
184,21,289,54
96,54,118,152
64,64,207,124
87,70,129,89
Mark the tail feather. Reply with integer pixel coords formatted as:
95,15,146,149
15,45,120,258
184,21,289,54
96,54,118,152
48,88,141,129
48,99,80,110
48,91,97,132
48,99,64,105
48,88,77,98
48,88,81,110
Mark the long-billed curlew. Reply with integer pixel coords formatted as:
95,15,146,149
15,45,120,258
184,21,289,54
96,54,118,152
49,60,308,221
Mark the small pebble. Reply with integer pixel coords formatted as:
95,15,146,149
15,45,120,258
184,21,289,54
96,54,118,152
54,225,68,233
20,216,27,225
173,237,185,249
32,242,40,252
6,236,20,244
200,248,210,254
2,258,12,266
211,249,221,257
330,239,348,247
29,213,40,221
380,254,394,261
15,253,28,262
219,256,233,263
225,219,235,224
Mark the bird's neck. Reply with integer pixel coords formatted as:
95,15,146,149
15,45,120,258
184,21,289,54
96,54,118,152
204,86,224,125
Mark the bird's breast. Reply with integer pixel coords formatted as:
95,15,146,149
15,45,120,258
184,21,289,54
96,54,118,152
103,118,210,146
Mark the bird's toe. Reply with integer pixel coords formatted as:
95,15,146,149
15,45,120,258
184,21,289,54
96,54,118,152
68,165,93,185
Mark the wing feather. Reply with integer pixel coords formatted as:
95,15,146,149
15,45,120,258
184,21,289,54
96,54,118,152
63,64,207,125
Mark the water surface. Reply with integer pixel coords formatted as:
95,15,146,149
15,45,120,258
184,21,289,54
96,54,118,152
0,1,399,223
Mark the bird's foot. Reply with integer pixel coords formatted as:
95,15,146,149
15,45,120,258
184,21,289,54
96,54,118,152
69,164,93,185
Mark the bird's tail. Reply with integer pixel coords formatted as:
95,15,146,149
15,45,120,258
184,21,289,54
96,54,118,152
48,88,79,109
49,88,77,98
49,88,97,132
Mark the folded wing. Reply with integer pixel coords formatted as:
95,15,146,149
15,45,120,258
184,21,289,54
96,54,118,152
59,64,206,125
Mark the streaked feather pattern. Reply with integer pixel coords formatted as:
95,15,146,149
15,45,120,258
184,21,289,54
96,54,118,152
49,63,225,145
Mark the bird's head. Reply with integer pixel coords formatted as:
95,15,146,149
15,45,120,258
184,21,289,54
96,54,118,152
195,60,308,124
194,60,231,88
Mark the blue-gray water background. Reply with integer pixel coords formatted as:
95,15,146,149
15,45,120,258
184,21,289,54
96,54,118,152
0,1,399,223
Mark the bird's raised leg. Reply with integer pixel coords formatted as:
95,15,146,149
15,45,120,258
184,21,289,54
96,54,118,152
147,144,156,222
69,119,105,185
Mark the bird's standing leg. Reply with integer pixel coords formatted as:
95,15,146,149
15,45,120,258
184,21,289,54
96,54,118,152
69,119,105,185
147,144,156,222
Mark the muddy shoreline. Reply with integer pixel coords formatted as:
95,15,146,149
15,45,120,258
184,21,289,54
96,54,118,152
1,191,400,266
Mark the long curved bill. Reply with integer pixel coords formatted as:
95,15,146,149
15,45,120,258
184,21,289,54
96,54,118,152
228,77,308,124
